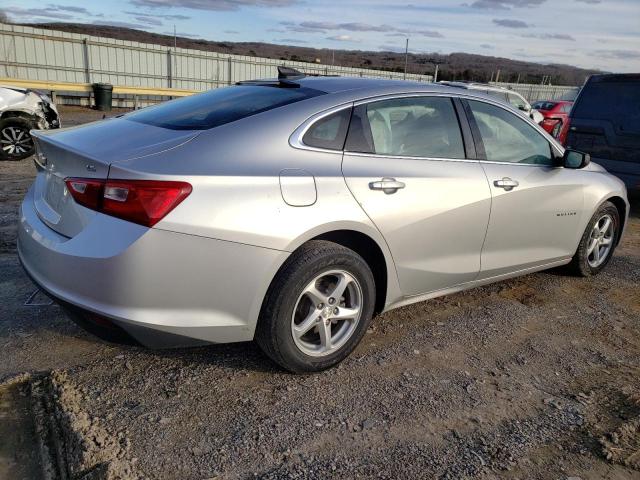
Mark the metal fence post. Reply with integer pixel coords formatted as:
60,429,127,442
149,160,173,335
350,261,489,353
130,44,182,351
167,50,173,89
228,57,232,85
82,39,91,83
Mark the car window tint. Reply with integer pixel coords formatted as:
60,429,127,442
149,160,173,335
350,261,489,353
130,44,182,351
468,100,553,165
302,108,351,150
347,97,465,159
572,79,640,134
127,85,326,130
533,102,556,111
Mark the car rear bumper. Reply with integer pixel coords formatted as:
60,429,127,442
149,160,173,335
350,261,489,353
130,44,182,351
18,185,288,347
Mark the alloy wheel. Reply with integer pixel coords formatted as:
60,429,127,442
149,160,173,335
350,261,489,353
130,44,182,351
1,126,34,158
291,269,363,357
587,213,614,268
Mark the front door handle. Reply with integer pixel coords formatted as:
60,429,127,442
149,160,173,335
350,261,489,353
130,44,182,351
493,177,519,191
369,177,406,194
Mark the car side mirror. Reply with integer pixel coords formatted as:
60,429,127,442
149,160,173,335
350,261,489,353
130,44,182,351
563,149,591,169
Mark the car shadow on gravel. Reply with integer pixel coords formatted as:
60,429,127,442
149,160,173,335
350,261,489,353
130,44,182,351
139,342,281,374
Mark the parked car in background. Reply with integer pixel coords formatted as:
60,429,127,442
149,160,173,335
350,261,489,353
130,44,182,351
18,70,629,373
561,74,640,191
531,100,573,138
439,81,544,124
0,86,60,160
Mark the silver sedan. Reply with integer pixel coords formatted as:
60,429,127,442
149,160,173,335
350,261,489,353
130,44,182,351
18,69,629,372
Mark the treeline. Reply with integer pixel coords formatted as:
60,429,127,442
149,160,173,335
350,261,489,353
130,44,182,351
30,23,598,86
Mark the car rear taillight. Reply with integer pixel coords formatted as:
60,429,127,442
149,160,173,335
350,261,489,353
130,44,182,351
64,178,192,227
65,178,105,210
102,180,192,227
558,117,571,146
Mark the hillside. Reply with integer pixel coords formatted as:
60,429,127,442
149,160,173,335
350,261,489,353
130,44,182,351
29,22,597,86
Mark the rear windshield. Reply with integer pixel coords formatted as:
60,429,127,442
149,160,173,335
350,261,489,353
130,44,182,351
127,85,326,130
573,79,640,134
532,102,557,111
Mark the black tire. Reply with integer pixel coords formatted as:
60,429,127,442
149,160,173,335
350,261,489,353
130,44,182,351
0,117,36,161
256,240,376,373
566,201,620,277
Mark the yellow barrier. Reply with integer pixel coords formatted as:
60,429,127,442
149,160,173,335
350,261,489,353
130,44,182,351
0,78,198,97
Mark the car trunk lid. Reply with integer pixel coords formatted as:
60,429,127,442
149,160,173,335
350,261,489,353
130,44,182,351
30,118,199,238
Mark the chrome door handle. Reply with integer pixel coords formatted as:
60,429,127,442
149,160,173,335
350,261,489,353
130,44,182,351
369,177,406,194
493,177,519,191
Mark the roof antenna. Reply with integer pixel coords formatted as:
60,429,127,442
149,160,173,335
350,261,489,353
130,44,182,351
278,66,305,80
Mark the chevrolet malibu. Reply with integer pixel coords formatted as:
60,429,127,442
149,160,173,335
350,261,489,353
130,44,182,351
18,69,629,373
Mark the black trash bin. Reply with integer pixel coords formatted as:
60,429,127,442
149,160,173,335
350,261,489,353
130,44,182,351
92,83,113,111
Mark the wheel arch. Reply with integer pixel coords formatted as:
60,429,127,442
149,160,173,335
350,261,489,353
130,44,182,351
280,223,402,316
0,109,42,125
605,195,628,246
311,230,389,315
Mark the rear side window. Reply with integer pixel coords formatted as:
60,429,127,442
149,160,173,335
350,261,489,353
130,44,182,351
345,96,465,159
127,85,326,130
533,102,556,111
302,108,351,150
468,100,553,165
572,79,640,134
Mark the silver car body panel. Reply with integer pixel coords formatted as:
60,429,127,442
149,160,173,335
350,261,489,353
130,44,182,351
18,78,629,347
343,152,491,295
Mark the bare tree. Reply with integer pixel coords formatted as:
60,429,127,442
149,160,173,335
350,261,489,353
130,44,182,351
0,11,9,24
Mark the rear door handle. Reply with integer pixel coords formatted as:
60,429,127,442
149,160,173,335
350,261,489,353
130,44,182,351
369,177,406,194
493,177,519,191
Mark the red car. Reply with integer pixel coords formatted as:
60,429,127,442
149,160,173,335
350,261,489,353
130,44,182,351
531,100,573,139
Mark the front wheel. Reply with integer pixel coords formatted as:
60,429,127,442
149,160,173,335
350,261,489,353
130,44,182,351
256,240,376,373
566,201,620,276
0,118,36,160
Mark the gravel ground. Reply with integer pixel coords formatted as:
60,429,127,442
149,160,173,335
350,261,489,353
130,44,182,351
1,106,639,479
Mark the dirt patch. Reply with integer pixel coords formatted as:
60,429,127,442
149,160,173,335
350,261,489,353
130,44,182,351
600,391,640,470
0,374,42,480
30,370,141,480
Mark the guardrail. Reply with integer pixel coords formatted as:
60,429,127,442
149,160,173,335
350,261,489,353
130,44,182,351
0,77,198,108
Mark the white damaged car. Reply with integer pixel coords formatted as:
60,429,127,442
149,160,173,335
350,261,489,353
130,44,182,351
0,86,60,160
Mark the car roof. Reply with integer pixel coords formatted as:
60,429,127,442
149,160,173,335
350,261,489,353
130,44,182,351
292,76,443,93
248,75,504,102
438,81,518,93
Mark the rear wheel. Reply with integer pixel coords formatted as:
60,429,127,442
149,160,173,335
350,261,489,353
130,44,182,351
0,118,35,160
566,201,619,276
256,240,375,373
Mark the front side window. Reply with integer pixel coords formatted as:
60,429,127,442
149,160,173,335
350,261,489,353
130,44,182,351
127,85,326,130
345,96,465,159
302,108,351,150
468,100,553,165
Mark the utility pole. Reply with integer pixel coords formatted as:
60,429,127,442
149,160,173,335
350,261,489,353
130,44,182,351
433,64,439,83
173,25,177,87
495,69,500,83
403,38,409,80
332,50,335,66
